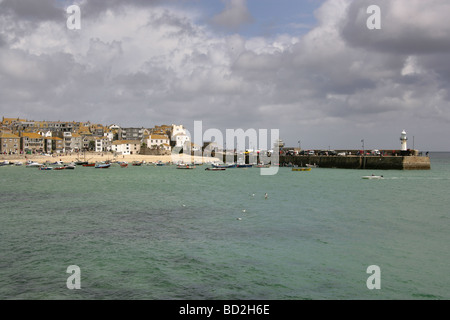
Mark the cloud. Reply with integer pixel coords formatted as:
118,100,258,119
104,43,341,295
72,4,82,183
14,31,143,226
211,0,253,31
0,0,449,150
341,0,450,55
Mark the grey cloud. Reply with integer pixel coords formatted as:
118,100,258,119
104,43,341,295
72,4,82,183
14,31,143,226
0,0,63,21
341,0,450,55
211,0,253,31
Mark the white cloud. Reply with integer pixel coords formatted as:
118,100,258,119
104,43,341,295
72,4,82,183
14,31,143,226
0,0,449,150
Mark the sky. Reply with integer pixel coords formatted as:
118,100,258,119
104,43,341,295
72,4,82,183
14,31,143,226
0,0,449,151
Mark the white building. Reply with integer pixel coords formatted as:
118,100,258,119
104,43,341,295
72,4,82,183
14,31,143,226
147,134,171,151
95,136,111,152
111,140,141,155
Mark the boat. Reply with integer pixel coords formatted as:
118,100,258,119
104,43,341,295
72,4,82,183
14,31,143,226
26,161,43,168
82,163,96,167
256,164,270,168
119,162,128,168
237,164,253,168
53,166,66,170
39,166,53,170
212,163,236,169
95,163,111,169
132,161,143,166
305,163,318,168
362,175,384,180
15,162,23,166
292,167,312,172
205,167,226,171
176,164,196,169
0,160,10,166
64,163,76,169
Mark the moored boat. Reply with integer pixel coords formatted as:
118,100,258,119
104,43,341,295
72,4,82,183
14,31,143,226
26,161,43,168
212,163,236,169
237,164,253,168
292,167,312,172
119,162,128,168
82,163,95,167
95,163,110,169
362,175,384,180
39,166,53,170
205,167,226,171
176,164,196,169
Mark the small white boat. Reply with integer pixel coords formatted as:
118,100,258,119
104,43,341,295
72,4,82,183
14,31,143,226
26,161,43,168
362,175,384,180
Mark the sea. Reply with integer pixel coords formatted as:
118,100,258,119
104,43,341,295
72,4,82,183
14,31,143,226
0,153,449,301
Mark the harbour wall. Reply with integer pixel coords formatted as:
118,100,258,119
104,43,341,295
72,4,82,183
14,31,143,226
221,154,431,170
279,155,430,170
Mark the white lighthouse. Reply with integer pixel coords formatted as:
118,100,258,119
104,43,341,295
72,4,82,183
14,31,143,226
400,130,408,151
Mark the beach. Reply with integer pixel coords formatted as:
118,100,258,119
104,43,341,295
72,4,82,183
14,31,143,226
0,152,220,164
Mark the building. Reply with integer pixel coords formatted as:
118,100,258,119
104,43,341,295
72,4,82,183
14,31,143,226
147,134,171,151
21,132,44,154
44,137,64,154
119,127,144,141
0,133,20,154
111,140,141,155
95,136,112,152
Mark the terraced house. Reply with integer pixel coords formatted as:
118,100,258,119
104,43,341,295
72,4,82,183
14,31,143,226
21,132,44,154
0,132,20,154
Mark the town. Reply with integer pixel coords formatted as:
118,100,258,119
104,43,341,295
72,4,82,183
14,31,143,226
0,116,193,156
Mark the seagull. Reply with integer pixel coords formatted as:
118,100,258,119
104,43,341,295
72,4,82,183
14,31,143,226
237,218,242,221
242,209,246,213
265,193,268,200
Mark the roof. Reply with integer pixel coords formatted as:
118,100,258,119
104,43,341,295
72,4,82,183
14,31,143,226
0,133,20,139
150,135,169,140
22,132,43,139
112,140,141,145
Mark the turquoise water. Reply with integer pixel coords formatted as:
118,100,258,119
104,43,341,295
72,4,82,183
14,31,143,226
0,153,449,300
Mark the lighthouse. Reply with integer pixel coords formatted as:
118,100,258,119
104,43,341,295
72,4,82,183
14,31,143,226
400,130,408,151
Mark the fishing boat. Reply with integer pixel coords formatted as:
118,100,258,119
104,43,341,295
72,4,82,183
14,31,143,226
53,166,66,170
306,163,318,168
0,160,10,166
95,163,110,169
205,167,226,171
132,161,143,166
292,167,312,172
119,162,128,168
15,162,23,166
64,163,76,169
212,163,236,169
39,166,53,171
176,164,196,169
237,164,253,168
82,163,95,167
26,161,42,168
362,175,384,180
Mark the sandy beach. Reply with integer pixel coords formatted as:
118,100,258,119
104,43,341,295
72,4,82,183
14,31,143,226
0,152,220,165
